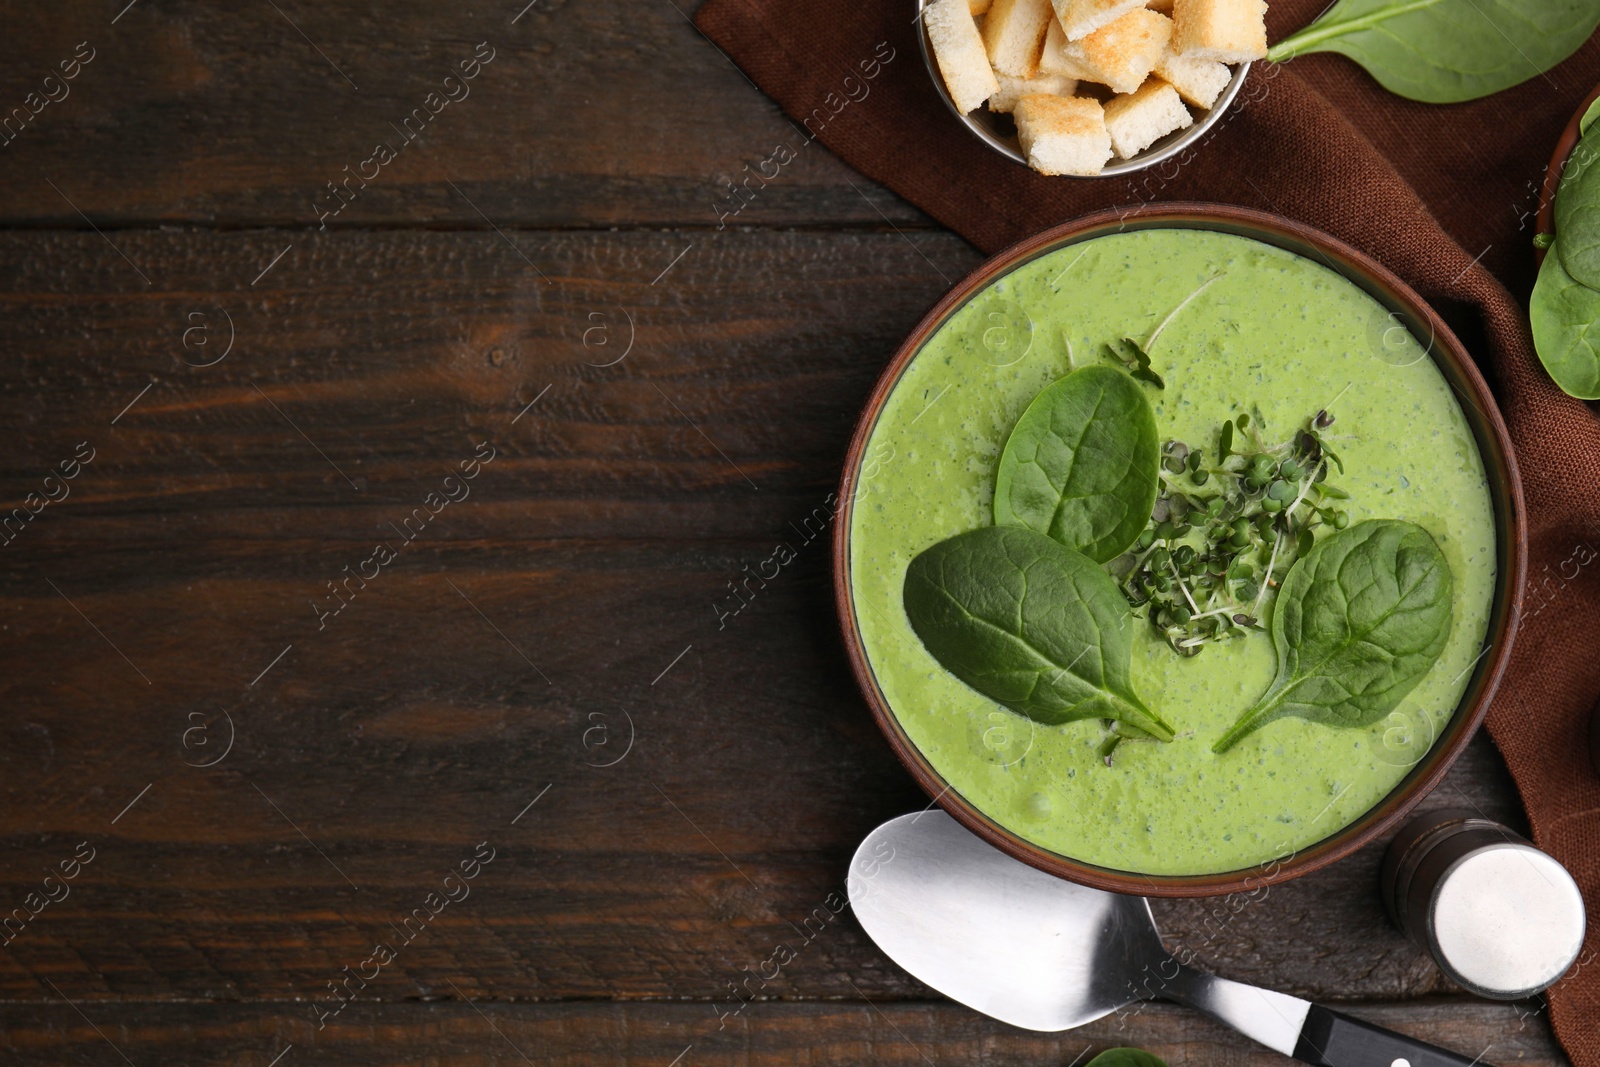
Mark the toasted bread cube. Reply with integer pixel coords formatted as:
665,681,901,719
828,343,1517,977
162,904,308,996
983,0,1056,77
1051,0,1146,40
969,0,994,13
1015,94,1112,175
1154,46,1231,107
1039,17,1099,78
1172,0,1266,62
989,70,1079,112
926,0,1002,113
1103,77,1192,157
1146,0,1174,10
1070,8,1172,94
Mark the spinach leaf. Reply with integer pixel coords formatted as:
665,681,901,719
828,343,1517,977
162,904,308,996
1212,519,1452,753
994,365,1160,563
1555,127,1600,289
1530,242,1600,399
903,526,1173,741
1267,0,1600,104
1086,1052,1168,1067
1583,97,1600,135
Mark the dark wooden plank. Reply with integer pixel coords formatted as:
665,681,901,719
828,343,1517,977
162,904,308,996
0,227,978,539
0,1000,1563,1066
0,228,1527,1008
0,0,926,228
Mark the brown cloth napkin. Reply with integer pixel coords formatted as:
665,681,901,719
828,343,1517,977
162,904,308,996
697,0,1600,1058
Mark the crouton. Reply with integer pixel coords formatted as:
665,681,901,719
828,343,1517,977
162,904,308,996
1103,77,1192,157
983,0,1057,77
1172,0,1267,62
1071,8,1173,94
989,70,1079,112
1154,46,1231,107
1015,94,1112,175
1039,18,1099,79
1146,0,1174,10
926,0,1002,113
1051,0,1146,41
969,0,994,13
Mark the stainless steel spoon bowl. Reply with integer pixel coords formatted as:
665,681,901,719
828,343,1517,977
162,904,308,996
914,0,1252,176
849,812,1499,1066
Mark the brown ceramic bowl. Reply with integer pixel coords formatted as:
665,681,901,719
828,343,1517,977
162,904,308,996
1535,82,1600,266
832,202,1526,898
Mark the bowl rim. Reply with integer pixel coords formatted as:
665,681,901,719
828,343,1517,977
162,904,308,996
913,0,1253,177
831,201,1528,899
1534,81,1600,266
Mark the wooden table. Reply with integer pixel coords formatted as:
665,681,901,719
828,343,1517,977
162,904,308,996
0,2,1566,1063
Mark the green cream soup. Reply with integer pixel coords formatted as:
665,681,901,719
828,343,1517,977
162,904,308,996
849,229,1496,876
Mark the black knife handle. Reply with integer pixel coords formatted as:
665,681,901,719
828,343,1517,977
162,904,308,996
1294,1004,1494,1067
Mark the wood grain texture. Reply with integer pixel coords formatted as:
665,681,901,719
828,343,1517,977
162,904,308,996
0,1000,1562,1066
0,227,977,538
0,229,1533,1019
0,0,925,229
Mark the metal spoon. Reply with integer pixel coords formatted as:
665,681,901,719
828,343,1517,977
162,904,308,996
849,812,1496,1067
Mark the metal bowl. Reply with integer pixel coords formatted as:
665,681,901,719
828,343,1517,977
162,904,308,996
915,0,1251,176
832,202,1527,898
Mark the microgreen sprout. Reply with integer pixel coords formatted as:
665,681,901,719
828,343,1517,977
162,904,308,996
1114,409,1354,657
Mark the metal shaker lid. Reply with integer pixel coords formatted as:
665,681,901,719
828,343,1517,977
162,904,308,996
1381,808,1586,1000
